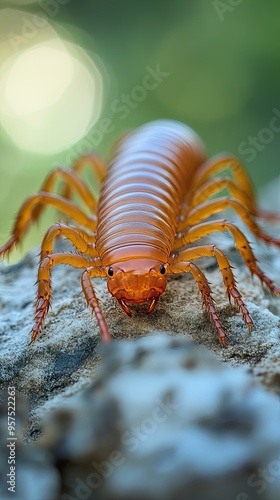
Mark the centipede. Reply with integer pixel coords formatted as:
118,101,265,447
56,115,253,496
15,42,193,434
1,120,280,347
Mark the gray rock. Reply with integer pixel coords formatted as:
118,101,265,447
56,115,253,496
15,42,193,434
2,335,280,500
50,334,280,500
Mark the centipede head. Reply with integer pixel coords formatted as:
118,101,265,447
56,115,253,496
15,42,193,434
106,259,167,316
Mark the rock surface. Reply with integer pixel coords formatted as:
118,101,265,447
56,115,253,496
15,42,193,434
2,335,280,500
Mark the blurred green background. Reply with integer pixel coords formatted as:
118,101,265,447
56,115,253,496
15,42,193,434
0,0,279,259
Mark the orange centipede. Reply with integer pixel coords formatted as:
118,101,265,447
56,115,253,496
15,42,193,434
1,120,280,347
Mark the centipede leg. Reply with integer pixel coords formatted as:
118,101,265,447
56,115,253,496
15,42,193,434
0,192,96,258
40,223,98,260
81,266,111,343
189,177,254,210
31,253,100,343
184,196,280,248
188,153,280,222
62,153,107,200
189,154,255,205
174,219,280,296
169,244,253,334
180,177,280,231
31,166,98,222
178,177,256,232
169,260,227,347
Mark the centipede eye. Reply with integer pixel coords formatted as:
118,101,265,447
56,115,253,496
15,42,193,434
159,265,166,275
108,267,114,277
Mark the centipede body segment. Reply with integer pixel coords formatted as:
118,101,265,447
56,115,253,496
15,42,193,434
1,120,280,347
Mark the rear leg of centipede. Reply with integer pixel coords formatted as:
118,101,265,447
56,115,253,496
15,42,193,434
168,259,227,346
189,154,255,205
174,219,280,296
188,177,254,212
31,166,98,223
185,196,280,248
187,177,280,222
0,193,96,258
183,154,280,224
178,177,255,232
62,153,107,201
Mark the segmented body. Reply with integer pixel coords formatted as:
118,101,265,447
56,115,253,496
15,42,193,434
96,121,206,265
1,120,280,347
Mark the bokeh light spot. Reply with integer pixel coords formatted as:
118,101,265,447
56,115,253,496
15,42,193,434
0,9,104,155
5,45,73,115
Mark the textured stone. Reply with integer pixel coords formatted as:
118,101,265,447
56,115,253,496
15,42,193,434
2,335,280,500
